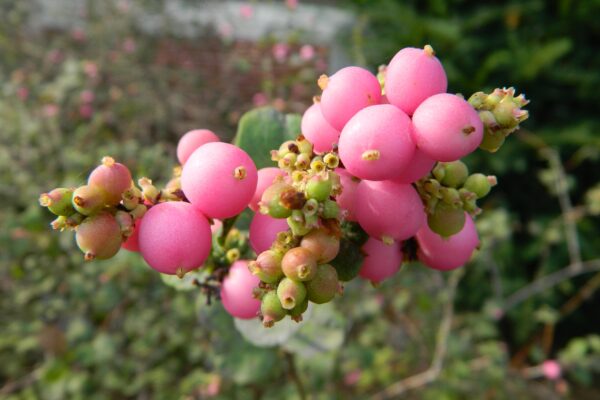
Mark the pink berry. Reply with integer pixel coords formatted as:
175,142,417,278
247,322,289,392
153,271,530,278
359,238,403,283
138,201,211,275
319,66,382,131
338,104,415,180
220,260,261,319
249,212,289,254
392,149,436,184
122,220,140,252
416,212,479,271
87,156,132,205
301,103,340,153
335,168,359,221
385,45,447,115
542,360,561,380
176,129,219,165
355,180,425,243
181,142,258,219
249,168,286,212
412,93,483,162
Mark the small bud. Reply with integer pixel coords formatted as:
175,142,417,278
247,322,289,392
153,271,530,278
277,278,307,310
323,153,340,169
423,44,435,57
115,210,134,237
310,157,326,173
39,188,76,216
296,135,313,155
226,248,241,263
295,153,311,170
322,199,340,219
306,175,332,202
463,173,493,199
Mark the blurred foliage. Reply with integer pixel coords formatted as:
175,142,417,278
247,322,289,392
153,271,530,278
1,0,600,399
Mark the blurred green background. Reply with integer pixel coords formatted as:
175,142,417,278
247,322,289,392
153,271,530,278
1,0,599,399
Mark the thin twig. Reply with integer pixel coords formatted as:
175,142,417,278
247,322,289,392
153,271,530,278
502,259,600,312
371,268,465,400
284,351,307,400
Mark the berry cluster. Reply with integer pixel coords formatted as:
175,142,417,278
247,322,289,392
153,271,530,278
39,45,529,329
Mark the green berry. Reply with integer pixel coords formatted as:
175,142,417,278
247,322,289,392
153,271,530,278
260,182,295,218
463,173,493,199
306,264,339,304
322,199,340,219
427,203,466,237
306,175,332,201
439,161,469,188
39,188,76,216
261,291,287,328
72,185,108,216
277,278,307,310
249,250,283,284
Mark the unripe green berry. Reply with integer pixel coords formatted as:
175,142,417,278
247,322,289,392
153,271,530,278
427,203,466,237
439,161,469,188
75,212,122,260
40,188,76,216
287,211,312,236
463,173,493,199
277,140,299,159
296,136,313,155
260,182,295,218
277,278,307,310
72,185,108,216
322,199,340,219
261,290,287,328
288,297,309,322
306,264,339,304
281,247,318,281
249,250,283,283
306,175,332,201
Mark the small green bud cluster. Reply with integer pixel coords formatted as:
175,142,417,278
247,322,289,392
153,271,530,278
39,156,185,261
468,87,529,152
416,160,497,237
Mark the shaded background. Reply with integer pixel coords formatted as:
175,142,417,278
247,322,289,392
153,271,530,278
1,0,599,398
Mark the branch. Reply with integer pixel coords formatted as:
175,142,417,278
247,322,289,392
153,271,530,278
371,268,464,400
502,259,600,312
284,351,307,400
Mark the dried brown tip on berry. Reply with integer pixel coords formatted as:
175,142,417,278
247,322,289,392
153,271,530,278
424,44,435,56
312,95,321,104
361,149,381,161
73,196,85,207
262,317,275,328
101,156,116,167
462,125,476,135
487,175,498,186
176,267,187,279
84,252,96,261
234,166,247,180
317,74,329,90
291,315,303,323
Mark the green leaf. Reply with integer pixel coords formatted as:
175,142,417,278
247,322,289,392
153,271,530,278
233,107,299,169
330,222,369,281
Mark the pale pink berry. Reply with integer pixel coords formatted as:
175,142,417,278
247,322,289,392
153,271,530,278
176,129,219,165
249,212,289,254
542,360,561,380
393,149,436,184
220,260,261,319
355,180,425,243
335,168,359,221
301,103,340,154
122,221,140,252
76,212,122,261
416,212,479,271
87,156,132,205
385,45,447,115
249,168,286,212
319,66,382,131
412,93,483,162
338,104,415,180
181,142,258,219
138,201,211,275
359,238,403,283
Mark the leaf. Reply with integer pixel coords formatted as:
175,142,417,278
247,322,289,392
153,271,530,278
330,221,369,281
233,107,298,169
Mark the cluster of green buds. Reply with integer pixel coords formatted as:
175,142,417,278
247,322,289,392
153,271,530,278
249,136,345,327
415,160,497,237
39,156,183,260
468,87,530,152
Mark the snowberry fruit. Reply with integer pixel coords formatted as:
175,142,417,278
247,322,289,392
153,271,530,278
176,129,219,165
301,103,340,153
39,188,75,216
359,238,403,284
249,168,286,212
260,181,297,218
355,180,425,243
338,104,415,181
248,250,283,283
72,185,108,215
306,174,333,201
335,168,359,221
261,290,287,327
427,203,466,237
385,45,447,115
281,247,318,281
412,93,483,162
392,150,436,184
277,278,307,310
319,66,382,131
138,201,211,275
76,212,122,261
181,142,258,219
305,264,339,304
417,212,479,271
221,260,261,319
463,173,493,199
249,212,289,254
300,229,340,263
88,157,132,205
